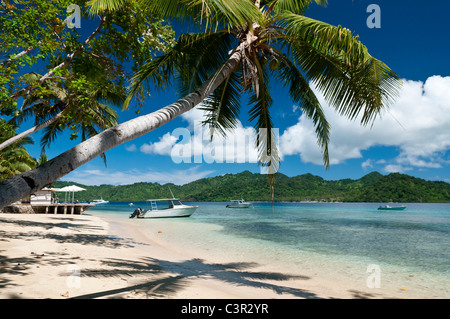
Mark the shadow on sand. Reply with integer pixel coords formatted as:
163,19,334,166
1,216,380,299
71,257,317,299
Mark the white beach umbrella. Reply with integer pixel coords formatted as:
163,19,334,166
59,185,86,203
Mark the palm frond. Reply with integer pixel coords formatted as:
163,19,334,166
94,84,126,108
247,58,279,176
199,68,242,139
282,13,370,65
125,31,237,109
263,0,328,14
40,120,64,151
11,135,34,149
124,49,180,109
248,64,278,203
88,0,128,14
85,102,119,129
140,0,263,30
274,54,330,167
282,13,402,125
177,31,238,97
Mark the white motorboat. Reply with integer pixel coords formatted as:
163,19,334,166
226,199,252,208
90,198,109,205
130,198,198,218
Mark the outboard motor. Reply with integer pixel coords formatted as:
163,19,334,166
129,207,141,218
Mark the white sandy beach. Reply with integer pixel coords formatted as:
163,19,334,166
0,213,435,299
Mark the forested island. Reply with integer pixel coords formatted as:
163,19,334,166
53,171,450,203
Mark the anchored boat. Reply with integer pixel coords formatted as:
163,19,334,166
226,199,252,208
129,198,198,218
378,205,406,211
90,197,109,205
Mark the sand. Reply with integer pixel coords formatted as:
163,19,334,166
0,213,428,299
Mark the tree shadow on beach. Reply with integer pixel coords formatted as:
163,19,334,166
71,256,319,299
0,216,149,293
0,216,103,233
0,250,79,291
0,216,146,249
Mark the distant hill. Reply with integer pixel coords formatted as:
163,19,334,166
53,171,450,203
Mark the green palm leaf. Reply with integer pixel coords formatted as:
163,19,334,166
199,67,242,139
0,119,36,180
264,0,328,14
40,122,64,150
139,0,263,30
282,13,402,125
124,41,184,109
88,0,128,14
274,54,330,167
119,0,401,202
177,31,238,96
247,58,279,175
125,31,238,109
247,59,279,201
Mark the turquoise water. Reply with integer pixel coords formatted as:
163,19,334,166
90,202,450,297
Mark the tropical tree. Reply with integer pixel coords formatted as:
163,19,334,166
0,119,36,180
0,0,175,149
0,71,121,155
0,0,402,209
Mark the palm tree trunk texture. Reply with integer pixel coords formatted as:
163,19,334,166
0,50,242,210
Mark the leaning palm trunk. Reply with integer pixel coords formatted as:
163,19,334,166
0,50,242,209
0,112,64,152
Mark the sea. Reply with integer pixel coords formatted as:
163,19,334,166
89,201,450,298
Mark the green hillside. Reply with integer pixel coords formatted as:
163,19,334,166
53,171,450,203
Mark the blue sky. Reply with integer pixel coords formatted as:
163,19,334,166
24,0,450,185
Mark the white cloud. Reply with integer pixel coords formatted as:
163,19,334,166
140,106,260,164
383,164,413,174
361,159,374,170
134,76,450,173
140,132,178,156
63,165,215,186
125,144,137,152
279,76,450,171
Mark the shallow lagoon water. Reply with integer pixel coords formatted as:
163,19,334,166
91,202,450,298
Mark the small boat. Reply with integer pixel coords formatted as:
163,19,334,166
129,203,134,206
378,205,406,211
129,188,197,219
129,198,198,218
226,199,252,208
90,198,109,205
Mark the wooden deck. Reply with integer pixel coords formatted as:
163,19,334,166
1,203,95,215
32,203,95,215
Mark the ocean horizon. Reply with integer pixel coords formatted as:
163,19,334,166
91,201,450,298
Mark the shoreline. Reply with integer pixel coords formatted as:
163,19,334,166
94,200,450,203
0,212,444,299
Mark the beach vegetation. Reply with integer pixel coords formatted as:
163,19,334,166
0,0,174,197
0,0,401,209
0,118,36,180
0,0,175,152
53,170,450,203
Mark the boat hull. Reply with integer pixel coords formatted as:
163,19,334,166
378,206,406,211
226,203,252,208
137,206,198,218
91,200,109,205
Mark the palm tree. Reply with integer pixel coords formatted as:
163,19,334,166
125,0,402,197
0,72,122,157
0,0,401,209
0,119,36,180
